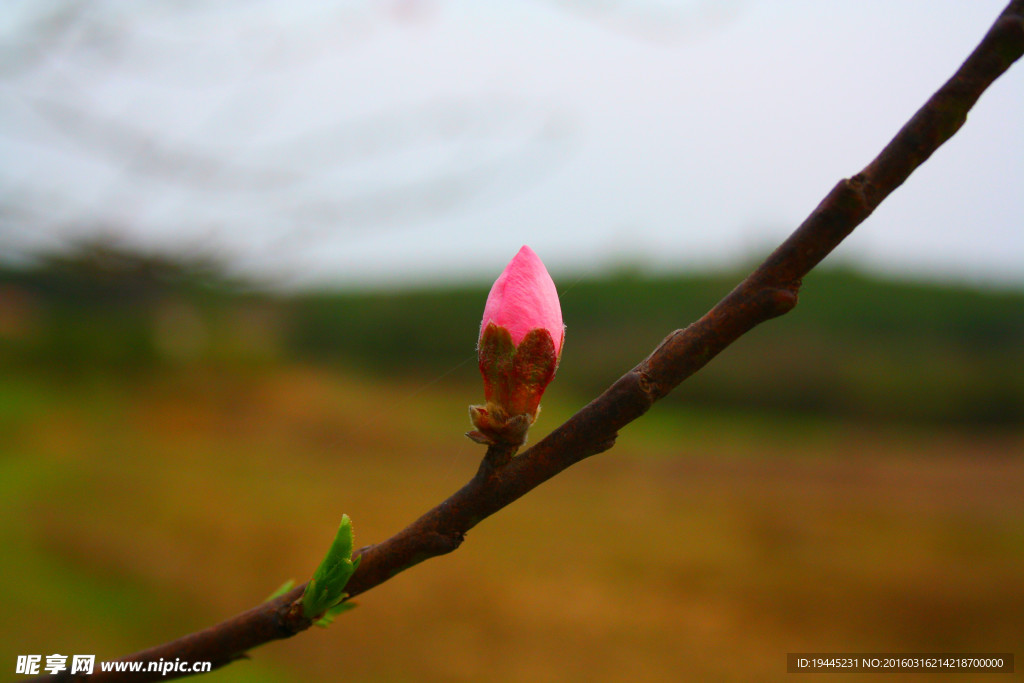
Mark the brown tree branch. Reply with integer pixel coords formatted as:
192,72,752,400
42,3,1024,681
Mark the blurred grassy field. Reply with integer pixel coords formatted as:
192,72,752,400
2,366,1022,682
2,245,1023,681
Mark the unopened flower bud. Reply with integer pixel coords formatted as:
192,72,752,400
468,245,564,448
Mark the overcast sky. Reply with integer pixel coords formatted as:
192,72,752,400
1,0,1022,288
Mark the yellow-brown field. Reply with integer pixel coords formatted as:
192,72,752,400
3,368,1022,682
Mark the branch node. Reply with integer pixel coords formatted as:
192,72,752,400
428,530,465,556
280,599,313,636
994,12,1024,41
635,369,659,404
592,435,618,455
765,286,799,318
483,442,518,469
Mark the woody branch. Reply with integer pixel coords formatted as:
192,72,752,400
40,2,1024,681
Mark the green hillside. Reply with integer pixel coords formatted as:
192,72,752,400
2,244,1022,426
278,269,1024,427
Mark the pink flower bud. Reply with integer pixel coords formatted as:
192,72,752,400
479,245,564,352
468,246,564,448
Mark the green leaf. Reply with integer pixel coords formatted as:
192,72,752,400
265,579,295,602
301,514,360,621
313,599,358,628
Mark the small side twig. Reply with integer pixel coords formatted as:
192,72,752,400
36,3,1024,681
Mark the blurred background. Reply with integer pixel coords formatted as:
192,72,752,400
1,1,1022,681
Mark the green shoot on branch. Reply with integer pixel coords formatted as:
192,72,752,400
301,514,360,623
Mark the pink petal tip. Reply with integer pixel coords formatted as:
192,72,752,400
480,245,563,349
